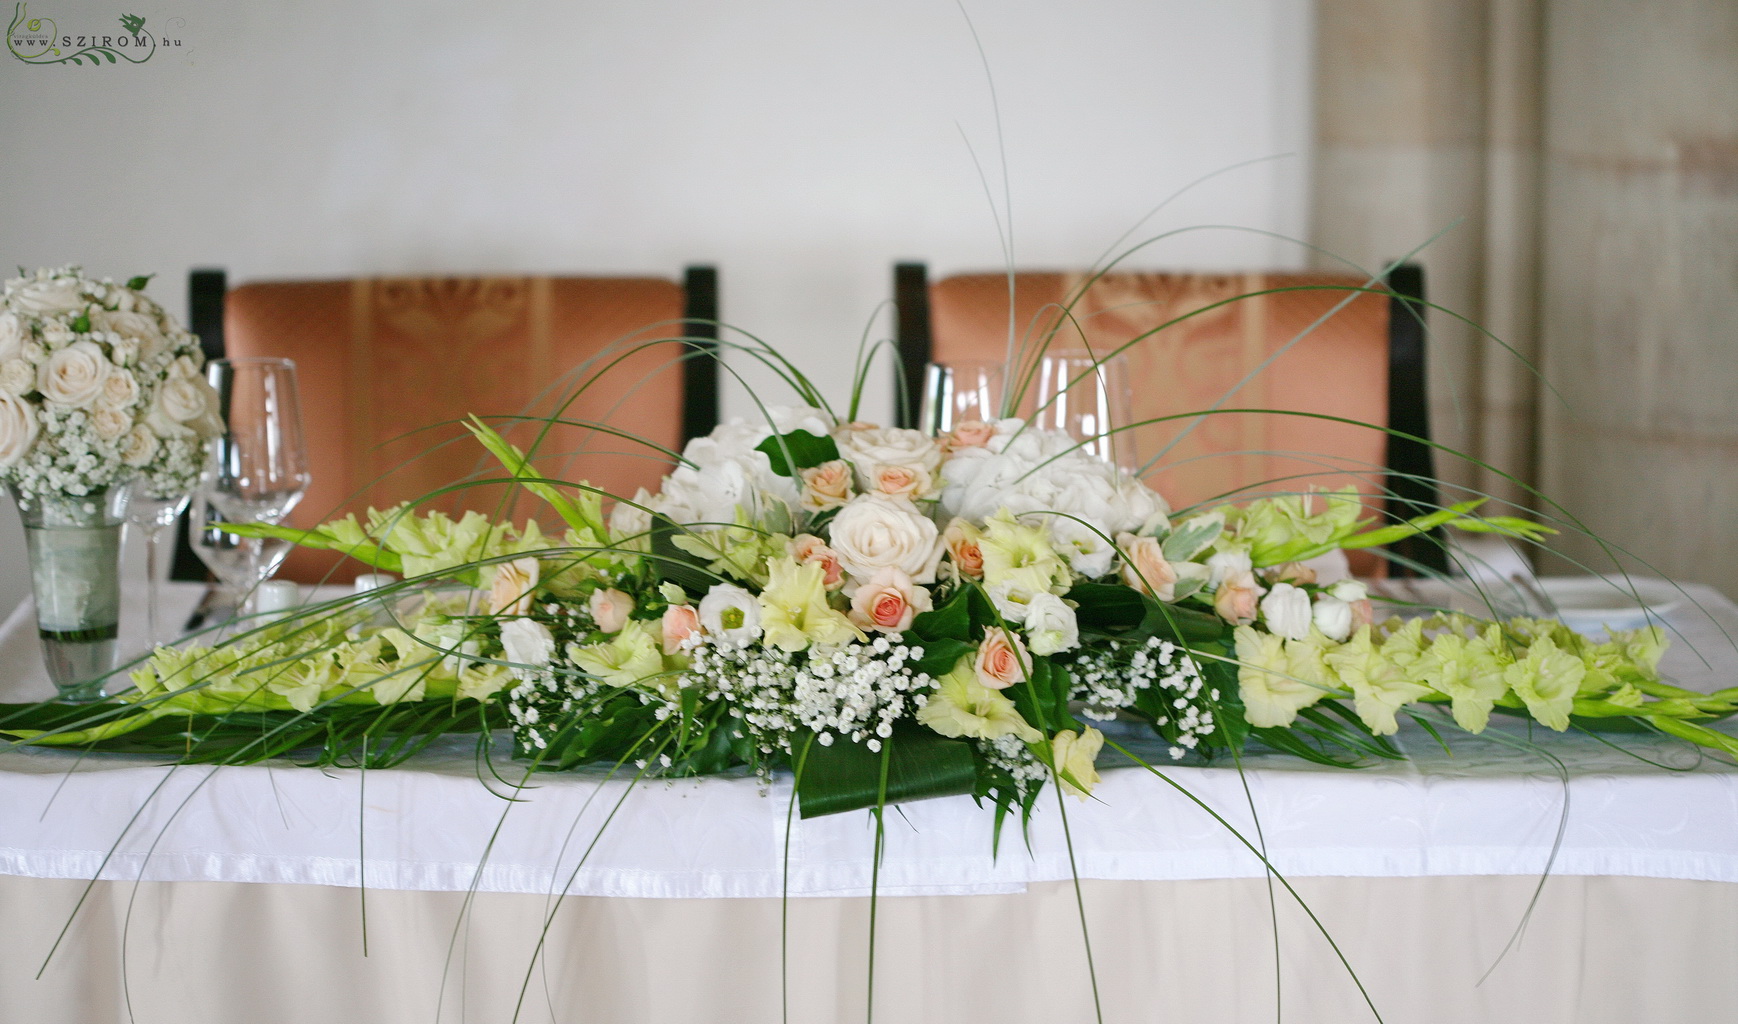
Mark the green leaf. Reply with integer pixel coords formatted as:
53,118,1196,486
910,588,971,642
648,515,721,593
125,274,154,291
217,520,403,573
1007,657,1078,735
464,416,606,540
1162,518,1221,563
754,429,839,478
69,313,90,333
796,722,978,818
908,637,973,679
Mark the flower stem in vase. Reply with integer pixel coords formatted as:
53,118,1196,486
16,485,128,703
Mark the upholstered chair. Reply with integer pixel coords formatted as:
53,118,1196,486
894,265,1443,575
186,269,719,584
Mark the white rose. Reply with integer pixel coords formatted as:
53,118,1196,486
35,340,109,408
119,423,158,466
0,391,40,469
699,583,762,643
0,359,31,396
0,312,20,362
90,403,132,441
101,368,140,408
826,493,943,584
1259,582,1313,641
1312,594,1354,642
834,425,942,480
500,617,556,668
1024,592,1080,655
10,279,85,316
91,309,166,351
152,373,225,438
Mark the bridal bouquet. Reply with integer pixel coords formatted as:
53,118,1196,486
0,266,220,507
12,397,1728,820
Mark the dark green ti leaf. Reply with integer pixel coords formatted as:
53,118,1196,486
754,429,839,478
796,721,978,818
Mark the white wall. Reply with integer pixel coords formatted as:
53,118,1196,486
0,0,1314,616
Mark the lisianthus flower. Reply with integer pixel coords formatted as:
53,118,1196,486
500,618,556,668
1259,582,1313,641
699,583,761,643
916,657,1041,742
757,557,863,652
1023,592,1080,655
1051,727,1104,800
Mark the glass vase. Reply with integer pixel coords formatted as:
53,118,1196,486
11,484,129,702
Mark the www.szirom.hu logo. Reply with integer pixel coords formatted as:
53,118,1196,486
7,4,182,66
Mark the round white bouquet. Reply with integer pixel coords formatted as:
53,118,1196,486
0,266,221,507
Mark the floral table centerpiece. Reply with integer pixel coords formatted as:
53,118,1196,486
0,267,221,700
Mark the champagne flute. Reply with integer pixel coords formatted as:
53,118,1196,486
919,360,1005,436
1033,350,1135,468
189,358,310,621
124,479,191,648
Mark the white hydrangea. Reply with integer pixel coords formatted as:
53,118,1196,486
651,405,833,525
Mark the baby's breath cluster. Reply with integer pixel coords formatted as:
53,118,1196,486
1066,636,1217,760
689,634,933,759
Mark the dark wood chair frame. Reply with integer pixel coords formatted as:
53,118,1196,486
891,262,1447,576
170,267,721,582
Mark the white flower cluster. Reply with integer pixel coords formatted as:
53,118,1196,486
687,634,934,757
978,731,1048,799
0,266,220,505
1066,636,1217,760
650,406,834,526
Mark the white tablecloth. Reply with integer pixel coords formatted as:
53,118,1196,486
4,578,1738,899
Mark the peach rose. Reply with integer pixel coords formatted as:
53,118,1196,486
800,459,854,512
661,604,701,655
869,463,931,500
974,627,1030,690
489,557,540,616
943,518,985,579
788,533,845,589
1269,562,1318,585
847,567,933,633
948,419,995,449
1116,532,1179,601
1350,598,1375,629
589,587,636,633
1214,569,1264,626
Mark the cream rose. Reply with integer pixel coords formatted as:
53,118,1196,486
847,567,932,633
0,312,20,362
90,403,132,442
92,308,166,350
100,368,140,408
974,627,1031,690
661,604,701,655
948,419,995,449
35,340,109,408
151,371,224,438
942,518,985,579
1116,532,1179,601
0,391,39,469
799,459,854,512
119,423,158,467
489,557,540,616
788,533,845,589
868,463,932,500
0,359,31,397
11,279,85,315
826,493,943,584
589,587,635,633
1214,569,1264,626
834,426,942,483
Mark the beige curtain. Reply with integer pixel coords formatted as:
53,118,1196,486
1312,0,1738,595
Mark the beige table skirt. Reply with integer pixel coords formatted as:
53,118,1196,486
3,873,1732,1023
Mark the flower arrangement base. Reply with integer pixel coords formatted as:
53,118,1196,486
13,485,128,703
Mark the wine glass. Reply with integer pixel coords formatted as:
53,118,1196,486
1033,350,1135,468
189,358,310,620
124,479,191,649
919,360,1005,436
